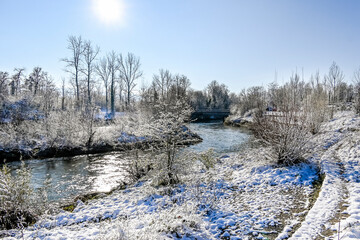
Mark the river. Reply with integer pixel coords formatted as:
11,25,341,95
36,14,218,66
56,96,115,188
7,121,251,203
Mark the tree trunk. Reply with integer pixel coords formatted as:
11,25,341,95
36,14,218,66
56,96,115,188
127,86,131,109
87,67,91,105
111,76,115,118
105,86,108,114
75,70,80,107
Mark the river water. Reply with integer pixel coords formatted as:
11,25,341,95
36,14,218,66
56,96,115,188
7,121,250,203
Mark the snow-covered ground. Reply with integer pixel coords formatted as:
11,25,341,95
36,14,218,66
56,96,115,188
289,111,360,239
1,111,360,239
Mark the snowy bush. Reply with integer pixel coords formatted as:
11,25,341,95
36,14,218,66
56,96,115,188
355,84,360,114
152,152,182,186
252,111,310,165
42,110,83,147
0,108,108,153
123,150,152,182
304,87,330,134
0,98,44,125
145,100,193,185
190,148,216,170
0,162,49,229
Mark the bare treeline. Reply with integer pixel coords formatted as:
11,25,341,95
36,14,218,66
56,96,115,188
188,80,233,111
61,36,142,115
140,69,190,107
233,62,359,118
0,67,57,117
1,35,360,124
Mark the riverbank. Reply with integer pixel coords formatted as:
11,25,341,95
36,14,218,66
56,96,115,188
0,126,202,163
224,114,253,128
1,111,359,239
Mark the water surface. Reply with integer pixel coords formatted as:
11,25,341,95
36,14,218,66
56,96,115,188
7,121,250,202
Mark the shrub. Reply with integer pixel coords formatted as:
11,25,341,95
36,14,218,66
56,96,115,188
252,110,310,165
146,100,193,185
305,91,330,134
0,108,105,153
355,85,360,114
0,162,49,230
192,148,216,170
123,150,152,182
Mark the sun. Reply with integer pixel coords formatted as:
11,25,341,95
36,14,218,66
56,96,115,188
91,0,125,26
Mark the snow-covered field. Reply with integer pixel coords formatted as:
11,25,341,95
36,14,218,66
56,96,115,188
1,111,360,239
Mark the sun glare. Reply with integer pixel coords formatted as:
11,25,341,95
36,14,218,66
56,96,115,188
92,0,125,26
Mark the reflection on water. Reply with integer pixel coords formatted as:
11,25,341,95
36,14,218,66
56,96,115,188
7,121,250,203
8,153,129,202
187,121,251,154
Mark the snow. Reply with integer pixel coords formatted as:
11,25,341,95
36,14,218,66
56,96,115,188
117,132,146,143
1,153,318,239
290,111,360,239
1,111,360,239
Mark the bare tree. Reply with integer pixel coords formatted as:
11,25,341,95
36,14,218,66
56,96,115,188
310,71,323,95
338,82,349,103
207,80,230,109
107,51,119,118
153,69,170,101
164,70,172,101
325,62,344,117
150,80,159,103
353,66,360,113
11,68,25,96
325,62,344,104
39,74,57,116
62,35,85,105
189,90,207,110
28,67,45,96
61,78,66,110
95,57,111,113
174,74,190,100
138,80,150,106
289,72,302,109
118,53,143,109
82,40,100,105
118,77,125,110
0,71,9,100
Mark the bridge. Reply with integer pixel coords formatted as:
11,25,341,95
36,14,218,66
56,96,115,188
191,108,231,122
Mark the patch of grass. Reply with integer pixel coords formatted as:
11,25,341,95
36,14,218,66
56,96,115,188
62,183,126,212
62,204,75,212
74,192,105,203
308,173,325,207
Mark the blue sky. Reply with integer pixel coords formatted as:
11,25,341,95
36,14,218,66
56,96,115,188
1,0,360,92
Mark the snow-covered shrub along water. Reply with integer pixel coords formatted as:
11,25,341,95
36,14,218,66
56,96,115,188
1,111,360,239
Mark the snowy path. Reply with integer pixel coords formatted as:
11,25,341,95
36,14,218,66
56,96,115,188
328,130,360,239
290,112,360,240
290,148,346,239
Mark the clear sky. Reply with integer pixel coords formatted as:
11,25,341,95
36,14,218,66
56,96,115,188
1,0,360,92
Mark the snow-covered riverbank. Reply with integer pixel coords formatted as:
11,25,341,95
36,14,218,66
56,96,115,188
0,125,202,163
1,111,360,239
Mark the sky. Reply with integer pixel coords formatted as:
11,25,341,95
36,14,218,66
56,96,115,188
1,0,360,93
